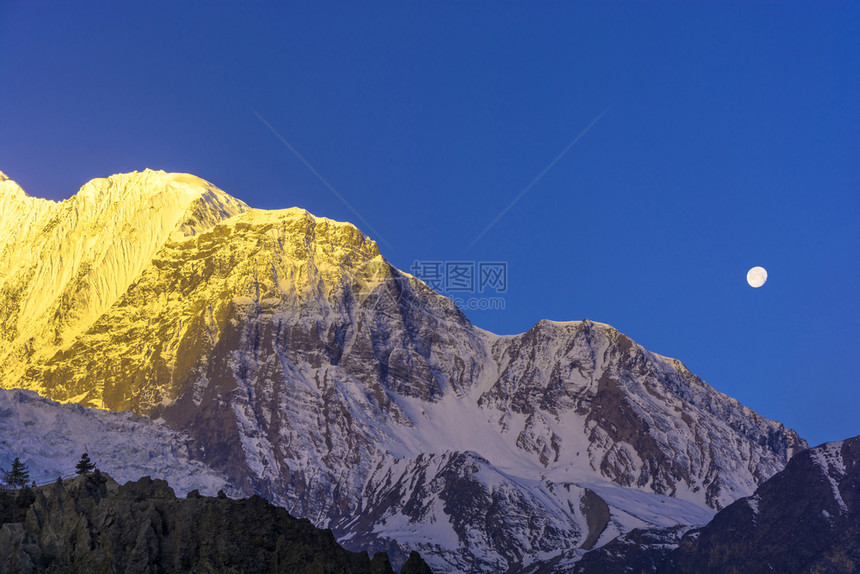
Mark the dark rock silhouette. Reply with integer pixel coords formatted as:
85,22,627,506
574,435,860,574
400,551,434,574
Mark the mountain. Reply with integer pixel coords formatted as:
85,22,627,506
0,170,807,572
571,435,860,574
0,471,432,573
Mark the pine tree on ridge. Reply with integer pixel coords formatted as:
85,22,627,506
75,452,96,475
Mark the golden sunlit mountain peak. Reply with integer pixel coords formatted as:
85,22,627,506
0,169,250,391
0,168,394,408
0,170,32,199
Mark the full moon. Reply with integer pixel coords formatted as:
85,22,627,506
747,266,768,288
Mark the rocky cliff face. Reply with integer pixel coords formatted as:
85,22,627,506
0,170,807,572
572,436,860,574
479,319,804,509
0,472,432,574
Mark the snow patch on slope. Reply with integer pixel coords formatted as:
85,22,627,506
0,388,235,497
808,440,848,512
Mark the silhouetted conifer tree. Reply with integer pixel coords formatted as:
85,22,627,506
6,457,29,488
75,453,96,475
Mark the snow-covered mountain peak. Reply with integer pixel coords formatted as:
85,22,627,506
204,206,385,298
76,169,210,197
517,318,626,345
70,169,248,224
0,169,250,395
182,205,383,289
0,168,810,572
0,170,39,201
0,170,15,186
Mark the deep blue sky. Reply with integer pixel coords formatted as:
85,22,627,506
2,1,857,446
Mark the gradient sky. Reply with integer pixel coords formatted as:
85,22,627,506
1,1,857,446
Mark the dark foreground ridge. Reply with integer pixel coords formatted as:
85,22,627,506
0,472,432,574
573,435,860,574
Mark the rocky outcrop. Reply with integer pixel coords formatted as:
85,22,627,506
337,451,597,572
0,472,431,574
568,525,689,574
399,551,434,574
573,436,860,574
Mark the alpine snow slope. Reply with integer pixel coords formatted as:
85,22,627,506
0,387,235,498
0,170,807,572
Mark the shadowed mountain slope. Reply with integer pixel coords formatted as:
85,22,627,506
572,436,860,574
